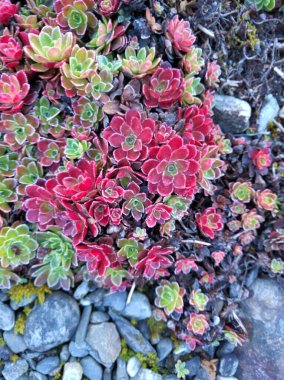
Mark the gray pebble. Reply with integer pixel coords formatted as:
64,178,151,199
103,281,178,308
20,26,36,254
185,356,201,377
29,372,48,380
81,356,103,380
69,341,89,358
120,292,151,320
0,302,15,331
219,353,239,377
36,356,60,375
90,311,110,324
103,291,127,311
63,362,83,380
3,331,27,353
257,94,280,133
116,358,129,380
157,338,173,361
75,305,92,345
217,342,236,358
132,368,163,380
2,359,29,380
127,356,140,377
60,344,70,362
73,282,90,300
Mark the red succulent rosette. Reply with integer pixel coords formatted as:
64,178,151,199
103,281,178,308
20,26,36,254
0,30,22,68
76,243,115,276
135,246,174,280
0,0,18,26
166,15,196,54
142,135,200,197
143,67,185,110
196,207,223,239
98,0,120,15
102,109,155,162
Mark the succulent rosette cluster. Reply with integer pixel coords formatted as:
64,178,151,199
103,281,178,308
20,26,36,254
0,0,281,355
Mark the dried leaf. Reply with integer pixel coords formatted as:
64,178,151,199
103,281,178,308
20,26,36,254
146,8,162,33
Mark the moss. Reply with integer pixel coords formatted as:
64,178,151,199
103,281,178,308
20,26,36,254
8,282,52,305
14,306,31,335
120,338,135,362
0,336,6,347
10,354,20,362
146,317,167,341
53,372,62,380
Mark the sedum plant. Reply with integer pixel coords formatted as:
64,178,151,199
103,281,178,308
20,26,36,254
245,0,275,11
155,280,185,316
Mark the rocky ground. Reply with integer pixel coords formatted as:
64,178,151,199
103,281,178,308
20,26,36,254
0,272,284,379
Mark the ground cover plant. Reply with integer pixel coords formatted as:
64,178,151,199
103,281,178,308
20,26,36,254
0,0,283,358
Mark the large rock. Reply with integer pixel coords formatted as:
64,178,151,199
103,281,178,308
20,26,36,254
86,322,121,367
236,278,284,380
213,95,251,134
24,292,80,352
109,310,156,355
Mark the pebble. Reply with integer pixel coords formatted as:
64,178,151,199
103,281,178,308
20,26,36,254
194,367,211,380
103,291,127,311
103,368,112,380
202,343,217,358
2,359,29,380
90,311,110,324
85,322,121,367
81,356,103,380
213,95,251,134
0,292,9,302
279,105,284,119
60,344,70,362
73,281,90,300
82,289,105,307
63,362,83,380
36,356,60,375
75,305,92,345
116,358,129,380
69,341,89,358
0,302,15,331
245,267,259,288
127,356,141,377
24,292,80,352
217,342,236,358
0,343,12,361
219,353,239,377
10,294,37,311
29,372,48,380
132,368,163,380
157,338,173,361
185,356,201,377
163,376,179,380
109,310,156,355
120,292,152,320
257,94,280,133
3,331,27,353
216,377,238,380
137,320,151,340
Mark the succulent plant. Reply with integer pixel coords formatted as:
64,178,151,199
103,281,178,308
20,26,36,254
31,230,77,290
245,0,275,11
155,280,185,316
0,113,39,150
249,147,272,170
54,0,97,36
86,70,113,100
0,147,18,177
135,246,174,280
142,135,200,197
0,224,38,269
64,138,91,159
182,75,204,105
37,139,64,166
205,61,221,88
76,243,114,276
165,196,189,220
175,360,190,379
73,96,103,128
0,71,33,114
97,0,120,15
0,177,17,213
0,268,22,289
145,203,173,228
120,46,161,78
166,15,196,54
241,209,264,231
24,26,75,72
16,159,43,196
189,290,208,311
143,67,185,109
97,55,121,74
102,110,155,162
230,182,255,203
61,45,97,97
87,17,127,54
0,29,22,69
0,0,18,26
122,182,151,221
182,47,204,74
196,207,223,239
117,238,143,266
187,313,209,335
255,189,277,211
270,258,284,274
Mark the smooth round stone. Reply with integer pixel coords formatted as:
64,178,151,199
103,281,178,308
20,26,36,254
217,342,236,358
2,359,29,380
29,372,48,380
219,354,239,377
36,356,60,375
3,331,27,353
121,292,152,320
24,292,80,352
127,356,141,377
157,338,173,361
132,368,163,380
0,302,15,331
90,311,110,324
80,356,103,380
73,282,90,300
63,362,83,380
